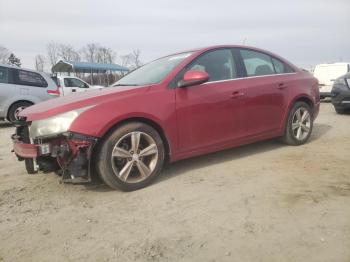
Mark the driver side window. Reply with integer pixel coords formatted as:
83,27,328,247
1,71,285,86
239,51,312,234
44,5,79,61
65,78,88,88
176,49,237,86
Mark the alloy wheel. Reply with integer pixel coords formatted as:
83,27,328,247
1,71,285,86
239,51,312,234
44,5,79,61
291,107,311,141
111,131,158,183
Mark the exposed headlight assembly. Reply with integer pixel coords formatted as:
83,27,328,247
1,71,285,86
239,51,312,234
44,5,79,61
29,106,92,138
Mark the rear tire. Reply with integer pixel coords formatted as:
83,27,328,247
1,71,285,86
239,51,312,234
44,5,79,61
282,102,313,146
95,122,165,191
8,101,33,123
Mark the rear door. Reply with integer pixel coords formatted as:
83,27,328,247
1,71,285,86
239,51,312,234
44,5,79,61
12,69,49,101
175,48,246,153
236,48,294,137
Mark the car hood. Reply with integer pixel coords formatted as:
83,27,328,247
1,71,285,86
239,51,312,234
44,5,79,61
20,85,149,121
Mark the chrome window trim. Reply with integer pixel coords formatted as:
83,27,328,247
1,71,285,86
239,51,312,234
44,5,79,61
202,72,297,85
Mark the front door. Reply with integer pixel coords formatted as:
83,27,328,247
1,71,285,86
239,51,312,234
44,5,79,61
175,49,245,153
64,77,89,95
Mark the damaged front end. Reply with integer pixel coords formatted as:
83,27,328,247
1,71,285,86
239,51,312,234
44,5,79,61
12,120,98,183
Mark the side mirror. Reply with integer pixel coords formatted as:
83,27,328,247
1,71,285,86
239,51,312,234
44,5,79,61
178,70,209,88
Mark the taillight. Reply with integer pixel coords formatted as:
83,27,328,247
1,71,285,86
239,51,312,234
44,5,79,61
47,86,60,96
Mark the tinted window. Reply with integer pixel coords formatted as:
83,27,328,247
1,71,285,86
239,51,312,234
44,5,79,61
51,76,59,86
0,66,8,83
240,49,275,77
272,58,295,74
184,49,237,82
64,78,88,88
15,70,48,87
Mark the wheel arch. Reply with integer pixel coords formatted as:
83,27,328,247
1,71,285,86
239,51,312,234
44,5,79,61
95,117,172,163
281,94,315,133
293,96,314,112
6,100,35,120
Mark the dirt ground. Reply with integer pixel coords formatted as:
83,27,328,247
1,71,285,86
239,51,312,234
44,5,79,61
0,102,349,262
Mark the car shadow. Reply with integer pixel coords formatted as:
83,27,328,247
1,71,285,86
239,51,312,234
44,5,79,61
158,139,282,184
309,123,332,142
0,121,12,128
86,123,332,192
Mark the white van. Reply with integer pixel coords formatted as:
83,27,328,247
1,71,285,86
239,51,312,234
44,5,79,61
0,64,59,122
313,63,350,98
51,76,104,96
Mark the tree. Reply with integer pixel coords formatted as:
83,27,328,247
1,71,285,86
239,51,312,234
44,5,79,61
131,49,142,68
96,47,115,64
47,42,60,68
34,55,45,72
120,49,143,70
80,43,99,63
7,53,21,67
0,46,10,64
58,44,80,62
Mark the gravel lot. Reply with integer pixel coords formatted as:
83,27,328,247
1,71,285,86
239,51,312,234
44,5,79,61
0,102,349,262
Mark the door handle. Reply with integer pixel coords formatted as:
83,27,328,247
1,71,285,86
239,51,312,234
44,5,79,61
277,83,288,90
230,91,245,98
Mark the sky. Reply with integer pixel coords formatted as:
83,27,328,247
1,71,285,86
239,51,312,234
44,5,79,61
0,0,349,70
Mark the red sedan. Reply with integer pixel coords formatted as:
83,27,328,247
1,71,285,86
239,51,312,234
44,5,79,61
12,45,320,191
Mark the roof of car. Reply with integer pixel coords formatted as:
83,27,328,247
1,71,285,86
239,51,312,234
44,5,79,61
169,45,268,54
315,62,350,67
162,45,299,71
0,63,49,74
0,63,21,69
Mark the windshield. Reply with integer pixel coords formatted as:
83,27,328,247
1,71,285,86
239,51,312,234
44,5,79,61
113,52,193,86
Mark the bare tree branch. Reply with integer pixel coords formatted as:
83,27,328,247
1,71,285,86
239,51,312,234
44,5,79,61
34,55,45,72
58,44,80,62
47,42,60,68
96,47,116,64
131,49,143,68
80,43,99,63
120,49,143,70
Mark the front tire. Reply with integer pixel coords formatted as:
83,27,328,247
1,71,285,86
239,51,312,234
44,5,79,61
95,122,165,191
25,159,37,174
282,102,313,145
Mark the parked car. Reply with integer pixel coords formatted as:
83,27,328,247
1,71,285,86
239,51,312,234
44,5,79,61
313,62,350,99
12,45,320,191
0,64,60,122
51,75,103,96
331,72,350,114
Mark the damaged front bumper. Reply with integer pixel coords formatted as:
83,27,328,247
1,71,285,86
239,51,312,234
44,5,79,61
12,121,98,183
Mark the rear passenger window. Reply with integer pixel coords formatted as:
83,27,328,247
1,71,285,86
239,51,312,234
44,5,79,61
240,50,275,77
15,70,48,87
0,66,8,83
272,58,295,74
